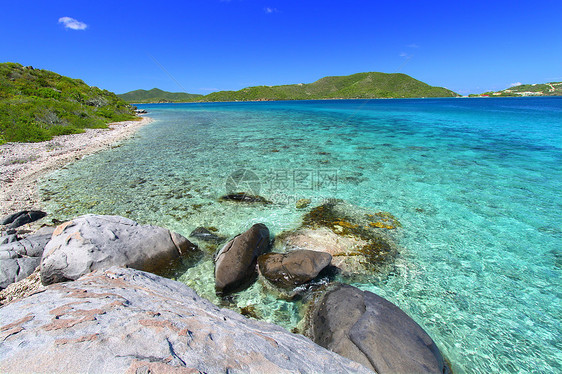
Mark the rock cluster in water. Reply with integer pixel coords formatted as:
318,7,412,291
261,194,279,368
274,200,401,281
0,206,451,373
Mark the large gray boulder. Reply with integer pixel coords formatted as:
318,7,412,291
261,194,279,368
40,215,199,285
214,223,270,295
258,250,332,288
0,267,372,374
0,228,54,289
305,284,450,374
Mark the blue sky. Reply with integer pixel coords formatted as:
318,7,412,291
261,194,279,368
2,0,561,95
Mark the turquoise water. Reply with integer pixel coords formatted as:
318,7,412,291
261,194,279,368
40,98,562,373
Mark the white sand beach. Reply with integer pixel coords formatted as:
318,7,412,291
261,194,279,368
0,116,153,217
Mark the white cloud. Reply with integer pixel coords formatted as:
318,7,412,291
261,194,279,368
58,17,87,30
264,7,278,13
399,52,410,58
510,82,522,87
407,43,420,48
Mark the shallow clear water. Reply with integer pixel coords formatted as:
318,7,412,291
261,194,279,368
40,98,562,373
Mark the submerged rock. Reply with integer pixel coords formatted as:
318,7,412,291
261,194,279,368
0,210,47,229
215,223,270,296
40,215,200,285
275,227,370,276
189,226,225,243
219,192,271,204
275,201,400,279
0,267,371,374
296,198,312,209
304,284,450,374
301,201,402,231
258,250,332,288
189,227,226,255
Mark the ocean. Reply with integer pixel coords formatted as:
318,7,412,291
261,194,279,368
40,97,562,373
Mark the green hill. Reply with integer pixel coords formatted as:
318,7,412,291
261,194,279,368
0,62,137,144
202,72,458,101
474,82,562,97
117,88,203,103
119,72,458,103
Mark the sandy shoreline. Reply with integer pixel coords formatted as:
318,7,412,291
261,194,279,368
0,116,153,217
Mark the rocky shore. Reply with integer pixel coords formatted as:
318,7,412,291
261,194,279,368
1,209,452,373
0,116,152,217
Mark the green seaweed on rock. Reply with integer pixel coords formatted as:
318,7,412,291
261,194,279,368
239,304,261,319
301,202,398,268
366,211,402,230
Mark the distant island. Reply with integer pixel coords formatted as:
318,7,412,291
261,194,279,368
118,88,203,103
471,82,562,97
118,72,459,103
0,63,137,144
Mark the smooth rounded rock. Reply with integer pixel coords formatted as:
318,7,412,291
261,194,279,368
258,250,332,288
40,215,199,285
275,201,400,280
0,235,51,258
305,284,450,374
215,223,270,295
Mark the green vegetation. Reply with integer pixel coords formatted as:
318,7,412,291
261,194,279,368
0,62,137,144
203,72,458,101
117,88,203,103
119,72,458,103
473,82,562,97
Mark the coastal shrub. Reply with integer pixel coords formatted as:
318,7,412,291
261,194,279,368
47,125,83,136
2,120,50,143
0,62,136,143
